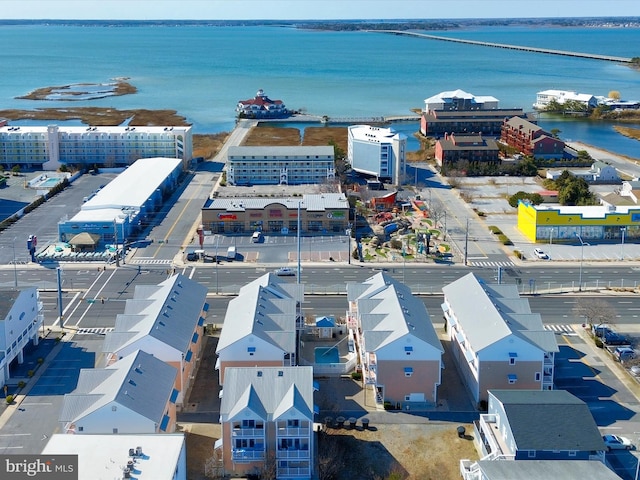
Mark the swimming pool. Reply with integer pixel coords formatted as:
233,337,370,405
314,346,340,364
34,177,62,188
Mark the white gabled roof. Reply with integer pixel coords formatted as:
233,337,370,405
351,272,443,354
216,273,301,354
59,350,177,426
102,274,207,357
220,367,314,422
443,273,557,353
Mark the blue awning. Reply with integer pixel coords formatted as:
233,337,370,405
404,367,413,374
404,346,413,352
508,374,518,381
509,352,518,358
198,316,205,327
247,346,256,353
170,388,179,403
313,405,320,415
185,350,193,362
313,381,320,391
192,332,199,344
203,303,210,312
159,414,170,432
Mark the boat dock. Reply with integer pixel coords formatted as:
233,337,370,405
376,30,633,64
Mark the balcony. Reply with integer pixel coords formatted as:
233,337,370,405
231,449,265,462
277,427,310,437
476,414,512,458
232,427,265,438
277,448,310,459
277,466,311,478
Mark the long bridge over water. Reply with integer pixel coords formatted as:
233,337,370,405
376,30,633,63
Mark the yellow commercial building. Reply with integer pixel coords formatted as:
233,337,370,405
517,201,640,243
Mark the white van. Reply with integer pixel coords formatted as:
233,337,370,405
226,245,237,260
251,231,263,243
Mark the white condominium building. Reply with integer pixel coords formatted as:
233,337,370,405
226,146,335,186
347,125,406,185
0,124,192,170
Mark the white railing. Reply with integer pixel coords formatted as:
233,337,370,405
277,466,311,478
277,427,310,437
231,428,265,437
231,449,265,462
277,449,310,459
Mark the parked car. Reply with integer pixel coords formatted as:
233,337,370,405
615,347,636,363
533,248,549,259
603,434,634,451
186,250,198,261
603,331,629,346
629,365,640,376
593,324,612,338
274,267,296,277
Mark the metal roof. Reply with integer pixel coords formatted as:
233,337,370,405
220,367,314,422
216,273,301,354
442,273,557,354
489,390,605,452
103,274,207,356
207,192,348,212
477,460,619,480
60,350,177,426
354,273,443,353
79,157,181,212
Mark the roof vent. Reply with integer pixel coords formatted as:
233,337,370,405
257,371,263,377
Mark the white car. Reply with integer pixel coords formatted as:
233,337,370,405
533,248,549,259
274,267,296,277
629,365,640,376
603,434,634,451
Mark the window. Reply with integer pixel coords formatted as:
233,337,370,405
247,346,256,355
508,374,517,384
404,346,413,355
535,372,541,382
113,428,118,434
509,352,517,365
404,367,413,377
78,427,83,432
568,450,577,457
528,450,536,458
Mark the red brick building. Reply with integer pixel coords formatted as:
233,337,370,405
434,133,499,167
501,117,565,159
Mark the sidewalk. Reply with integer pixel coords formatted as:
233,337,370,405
0,330,70,429
573,324,640,402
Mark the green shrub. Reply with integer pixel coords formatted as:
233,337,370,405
383,401,392,410
488,226,503,235
351,372,362,381
27,370,34,378
498,234,513,246
37,357,44,364
5,395,14,404
595,337,604,349
17,381,25,389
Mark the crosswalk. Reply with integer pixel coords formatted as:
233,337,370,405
127,258,173,265
75,327,114,335
468,260,515,268
544,324,576,335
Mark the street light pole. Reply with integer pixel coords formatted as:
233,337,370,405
12,237,18,289
215,235,220,295
575,232,588,292
621,227,626,261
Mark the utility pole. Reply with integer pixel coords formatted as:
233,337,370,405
297,201,302,284
464,218,469,266
113,219,120,267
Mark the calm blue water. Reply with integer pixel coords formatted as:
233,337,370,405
0,24,639,157
314,346,340,364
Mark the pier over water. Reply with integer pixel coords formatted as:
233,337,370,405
376,30,633,64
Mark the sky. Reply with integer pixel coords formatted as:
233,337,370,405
3,0,640,21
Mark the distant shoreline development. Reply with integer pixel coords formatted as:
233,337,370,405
377,30,634,63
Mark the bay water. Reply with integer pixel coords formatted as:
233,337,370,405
0,24,639,157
